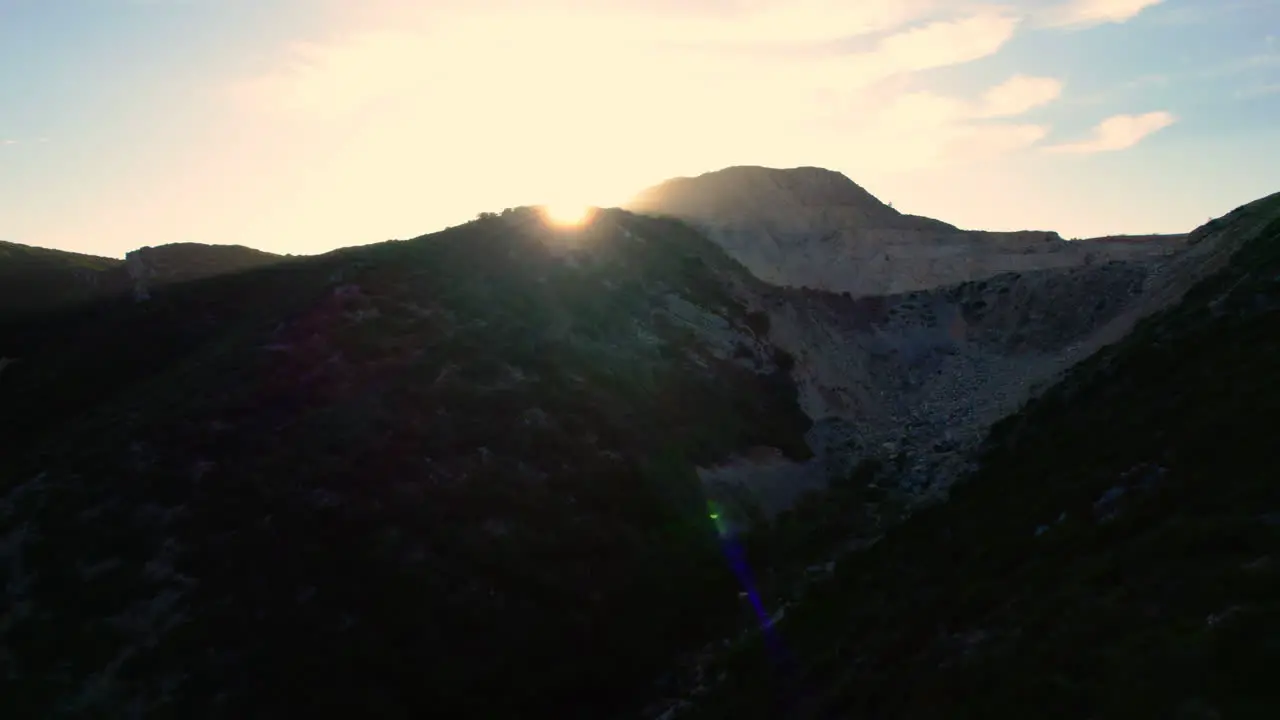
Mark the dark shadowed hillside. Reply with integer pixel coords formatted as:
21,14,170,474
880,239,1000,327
0,241,283,319
3,187,1279,720
0,208,813,718
123,243,285,301
0,241,124,320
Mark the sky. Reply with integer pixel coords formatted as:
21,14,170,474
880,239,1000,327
1,0,1278,258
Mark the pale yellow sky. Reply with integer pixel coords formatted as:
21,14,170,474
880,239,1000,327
2,0,1278,257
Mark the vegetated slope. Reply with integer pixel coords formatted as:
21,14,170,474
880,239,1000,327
678,192,1280,719
123,243,285,299
0,240,284,319
0,208,814,718
0,241,124,320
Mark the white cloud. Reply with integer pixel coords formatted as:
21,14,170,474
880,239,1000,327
1147,0,1275,26
849,76,1059,171
1043,111,1176,153
1202,50,1280,78
1039,0,1165,28
959,123,1052,156
1063,73,1168,107
205,1,1058,234
873,12,1021,72
350,0,940,48
1,139,18,146
712,11,1023,105
658,0,939,46
974,74,1065,117
1119,73,1170,90
232,6,1022,118
1236,82,1280,99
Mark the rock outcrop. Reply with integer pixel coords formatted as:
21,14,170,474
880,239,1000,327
628,166,1185,296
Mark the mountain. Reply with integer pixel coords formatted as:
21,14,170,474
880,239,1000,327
0,241,284,319
680,168,1252,513
1,174,1277,719
628,166,1186,296
675,189,1280,720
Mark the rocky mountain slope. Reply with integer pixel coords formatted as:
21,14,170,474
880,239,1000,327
675,189,1280,720
629,166,1186,296
1,173,1276,719
744,191,1278,509
632,166,1246,522
0,241,283,319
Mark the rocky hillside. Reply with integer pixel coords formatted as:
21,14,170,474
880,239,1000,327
698,213,1261,523
2,176,1275,719
0,241,284,318
631,166,1231,523
672,189,1280,720
629,166,1185,296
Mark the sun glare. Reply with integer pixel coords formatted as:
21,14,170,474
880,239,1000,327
542,203,594,227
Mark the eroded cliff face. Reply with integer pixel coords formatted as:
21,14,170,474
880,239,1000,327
669,190,1280,720
644,186,1280,720
672,169,1269,527
629,165,1186,296
696,260,1160,520
714,206,1270,515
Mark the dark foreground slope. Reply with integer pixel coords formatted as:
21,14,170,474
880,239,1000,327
0,209,812,718
0,241,123,319
0,240,283,320
681,193,1280,719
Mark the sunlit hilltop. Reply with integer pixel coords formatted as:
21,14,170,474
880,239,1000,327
540,204,596,227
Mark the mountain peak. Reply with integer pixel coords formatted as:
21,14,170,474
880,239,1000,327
629,165,906,230
625,165,1187,296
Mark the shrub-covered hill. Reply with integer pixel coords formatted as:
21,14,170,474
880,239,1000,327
0,241,124,320
0,208,813,718
679,193,1280,719
0,240,283,321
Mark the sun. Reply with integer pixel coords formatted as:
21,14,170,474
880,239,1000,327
541,203,594,227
